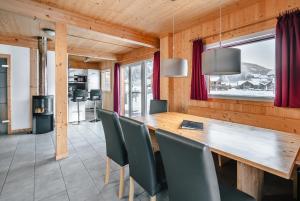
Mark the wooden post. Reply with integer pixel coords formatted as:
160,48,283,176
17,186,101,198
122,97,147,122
237,162,264,201
30,48,38,132
55,22,68,160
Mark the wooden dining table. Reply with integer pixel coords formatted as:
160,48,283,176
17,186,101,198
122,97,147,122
133,112,300,201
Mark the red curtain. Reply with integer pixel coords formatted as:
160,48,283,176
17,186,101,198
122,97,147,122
152,51,160,100
113,63,120,114
274,10,300,108
190,39,208,100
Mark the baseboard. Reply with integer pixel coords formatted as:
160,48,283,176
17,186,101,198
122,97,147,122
11,128,32,134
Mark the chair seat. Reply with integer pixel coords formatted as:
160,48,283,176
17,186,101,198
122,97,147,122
154,151,167,192
220,184,255,201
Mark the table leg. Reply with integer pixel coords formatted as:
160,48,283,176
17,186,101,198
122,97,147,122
218,155,231,167
237,162,264,201
295,167,300,200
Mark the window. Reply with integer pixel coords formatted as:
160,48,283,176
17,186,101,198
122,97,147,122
145,60,153,113
208,38,275,99
120,60,153,117
101,69,111,92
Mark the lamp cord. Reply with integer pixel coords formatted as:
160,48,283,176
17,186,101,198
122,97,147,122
173,14,175,58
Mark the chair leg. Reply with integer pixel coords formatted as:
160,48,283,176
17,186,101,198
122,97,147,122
104,157,111,185
129,177,135,201
150,195,156,201
118,166,125,199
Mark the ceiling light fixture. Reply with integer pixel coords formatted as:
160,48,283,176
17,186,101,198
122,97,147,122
161,1,188,77
201,2,241,75
42,28,55,37
84,57,91,63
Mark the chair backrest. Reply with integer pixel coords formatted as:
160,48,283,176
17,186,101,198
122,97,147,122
97,109,128,166
156,129,221,201
149,100,168,114
72,89,88,102
90,89,102,100
119,116,158,196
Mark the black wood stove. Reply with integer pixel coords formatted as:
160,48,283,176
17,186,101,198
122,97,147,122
32,95,54,134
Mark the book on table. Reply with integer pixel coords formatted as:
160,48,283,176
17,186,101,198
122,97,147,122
180,120,203,130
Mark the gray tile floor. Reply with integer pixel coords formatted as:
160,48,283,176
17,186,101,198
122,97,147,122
0,121,167,201
0,117,295,201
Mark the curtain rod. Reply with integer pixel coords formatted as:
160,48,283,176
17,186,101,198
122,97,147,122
189,16,275,43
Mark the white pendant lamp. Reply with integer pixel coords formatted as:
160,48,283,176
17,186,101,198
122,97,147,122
202,4,241,75
161,58,188,77
161,7,188,77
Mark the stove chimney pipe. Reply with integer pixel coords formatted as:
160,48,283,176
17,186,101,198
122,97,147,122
38,36,48,95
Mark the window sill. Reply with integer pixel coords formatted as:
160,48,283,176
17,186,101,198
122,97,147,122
208,94,274,102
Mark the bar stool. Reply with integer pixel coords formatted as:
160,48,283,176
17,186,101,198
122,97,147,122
72,89,87,125
89,89,102,122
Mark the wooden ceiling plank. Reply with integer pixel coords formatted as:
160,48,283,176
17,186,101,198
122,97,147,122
0,0,159,48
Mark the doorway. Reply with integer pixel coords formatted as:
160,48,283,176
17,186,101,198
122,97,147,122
121,60,153,117
0,55,11,135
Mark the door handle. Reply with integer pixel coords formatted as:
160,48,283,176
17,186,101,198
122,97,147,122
1,120,10,124
1,65,9,68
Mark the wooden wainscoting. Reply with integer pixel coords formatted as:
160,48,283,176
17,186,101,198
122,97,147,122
187,99,300,135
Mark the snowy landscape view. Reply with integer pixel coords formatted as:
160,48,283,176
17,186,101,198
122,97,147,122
209,62,275,98
209,38,275,98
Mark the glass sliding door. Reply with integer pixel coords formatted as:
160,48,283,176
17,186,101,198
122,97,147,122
121,60,153,117
120,66,130,116
130,64,142,117
145,60,153,114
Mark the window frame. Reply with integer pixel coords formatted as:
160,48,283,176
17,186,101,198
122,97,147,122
204,29,276,101
101,69,111,92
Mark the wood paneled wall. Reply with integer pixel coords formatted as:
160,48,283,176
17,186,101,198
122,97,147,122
159,34,173,105
170,0,300,134
68,59,101,70
117,47,157,65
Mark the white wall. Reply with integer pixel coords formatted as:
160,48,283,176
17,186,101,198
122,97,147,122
0,45,56,131
47,51,55,96
47,51,56,117
0,44,30,130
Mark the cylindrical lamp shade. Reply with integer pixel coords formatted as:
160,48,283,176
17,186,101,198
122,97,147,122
202,48,241,75
161,58,188,77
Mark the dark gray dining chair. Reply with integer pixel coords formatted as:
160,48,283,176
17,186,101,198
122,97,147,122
97,109,128,199
156,129,256,201
149,100,168,114
119,116,166,201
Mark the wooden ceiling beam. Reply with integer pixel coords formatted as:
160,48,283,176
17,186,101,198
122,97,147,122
117,47,157,65
68,59,101,70
0,0,159,48
0,34,117,60
67,47,117,61
0,34,38,49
